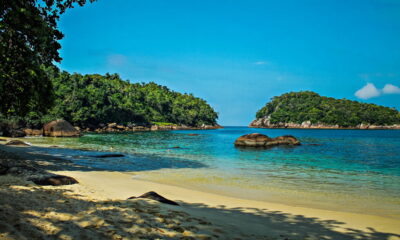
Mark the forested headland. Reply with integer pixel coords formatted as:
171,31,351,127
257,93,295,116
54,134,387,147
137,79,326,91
251,91,400,129
0,67,219,132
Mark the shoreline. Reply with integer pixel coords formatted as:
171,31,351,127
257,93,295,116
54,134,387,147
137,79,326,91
1,139,400,239
249,118,400,130
250,126,400,130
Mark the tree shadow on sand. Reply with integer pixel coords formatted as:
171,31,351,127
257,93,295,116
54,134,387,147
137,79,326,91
0,176,399,240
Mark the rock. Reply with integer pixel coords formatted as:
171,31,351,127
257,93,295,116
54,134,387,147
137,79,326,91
234,133,300,148
31,175,78,186
188,134,200,136
116,125,125,130
108,123,117,128
3,129,26,138
43,119,80,137
128,191,179,206
23,128,42,136
5,140,30,146
171,146,181,149
92,154,125,158
150,125,158,131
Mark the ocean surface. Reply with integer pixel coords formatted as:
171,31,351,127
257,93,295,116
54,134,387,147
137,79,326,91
25,127,400,218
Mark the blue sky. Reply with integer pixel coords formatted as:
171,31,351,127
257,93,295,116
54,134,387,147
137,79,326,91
58,0,400,126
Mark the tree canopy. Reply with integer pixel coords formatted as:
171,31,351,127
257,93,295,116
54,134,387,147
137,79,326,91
256,91,400,127
33,69,218,127
0,0,94,116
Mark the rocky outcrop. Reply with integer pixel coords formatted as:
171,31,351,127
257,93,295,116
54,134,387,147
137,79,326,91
128,191,179,206
234,133,300,148
43,119,80,137
32,175,78,186
250,117,400,130
23,128,43,136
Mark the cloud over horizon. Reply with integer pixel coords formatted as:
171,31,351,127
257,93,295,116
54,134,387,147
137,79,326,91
355,83,400,100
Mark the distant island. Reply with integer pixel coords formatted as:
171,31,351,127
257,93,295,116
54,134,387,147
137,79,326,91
0,67,220,136
250,91,400,129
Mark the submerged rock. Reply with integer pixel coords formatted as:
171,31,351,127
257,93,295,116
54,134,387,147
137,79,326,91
92,154,125,158
128,191,179,206
234,133,300,148
43,119,80,137
5,140,30,146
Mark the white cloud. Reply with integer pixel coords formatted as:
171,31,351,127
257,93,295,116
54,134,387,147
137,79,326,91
382,84,400,94
107,54,127,66
354,83,381,99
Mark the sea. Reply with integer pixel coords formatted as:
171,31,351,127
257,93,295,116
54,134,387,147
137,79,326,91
25,127,400,218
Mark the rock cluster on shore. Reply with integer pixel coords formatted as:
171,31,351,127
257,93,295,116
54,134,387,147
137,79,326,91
90,123,222,133
2,120,222,138
234,133,300,148
250,117,400,130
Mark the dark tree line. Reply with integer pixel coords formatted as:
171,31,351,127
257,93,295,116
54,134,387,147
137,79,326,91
23,69,218,128
256,91,400,127
1,0,95,116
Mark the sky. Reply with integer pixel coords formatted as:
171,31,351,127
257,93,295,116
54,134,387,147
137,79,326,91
58,0,400,126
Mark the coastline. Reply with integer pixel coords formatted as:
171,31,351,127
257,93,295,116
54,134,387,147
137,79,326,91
249,118,400,130
1,139,400,239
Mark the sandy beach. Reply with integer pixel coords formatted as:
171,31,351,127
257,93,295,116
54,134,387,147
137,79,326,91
1,139,400,240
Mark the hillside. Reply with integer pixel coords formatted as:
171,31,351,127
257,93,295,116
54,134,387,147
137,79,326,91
251,91,400,129
1,68,219,131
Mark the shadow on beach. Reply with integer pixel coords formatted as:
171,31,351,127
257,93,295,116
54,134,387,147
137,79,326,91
0,177,399,240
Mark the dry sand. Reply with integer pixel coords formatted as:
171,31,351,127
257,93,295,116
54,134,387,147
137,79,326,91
1,140,400,240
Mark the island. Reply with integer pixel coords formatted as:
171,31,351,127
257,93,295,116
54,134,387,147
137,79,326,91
250,91,400,129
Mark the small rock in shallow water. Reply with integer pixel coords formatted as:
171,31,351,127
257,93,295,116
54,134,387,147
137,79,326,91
128,191,179,206
92,154,125,158
32,175,78,186
234,133,300,148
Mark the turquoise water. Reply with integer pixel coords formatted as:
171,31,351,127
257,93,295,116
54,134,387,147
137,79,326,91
26,127,400,217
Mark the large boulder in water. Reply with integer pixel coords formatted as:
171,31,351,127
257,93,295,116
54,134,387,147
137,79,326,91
234,133,300,148
43,120,80,137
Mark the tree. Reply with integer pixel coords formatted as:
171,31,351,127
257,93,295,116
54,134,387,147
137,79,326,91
0,0,94,116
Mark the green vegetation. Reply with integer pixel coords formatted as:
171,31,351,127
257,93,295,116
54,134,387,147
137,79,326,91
0,0,94,117
152,122,178,126
256,91,400,127
18,68,217,128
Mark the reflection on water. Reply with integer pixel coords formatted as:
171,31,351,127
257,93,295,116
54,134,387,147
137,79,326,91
26,127,400,217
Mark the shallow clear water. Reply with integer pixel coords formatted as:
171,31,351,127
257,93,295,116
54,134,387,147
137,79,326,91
25,127,400,217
